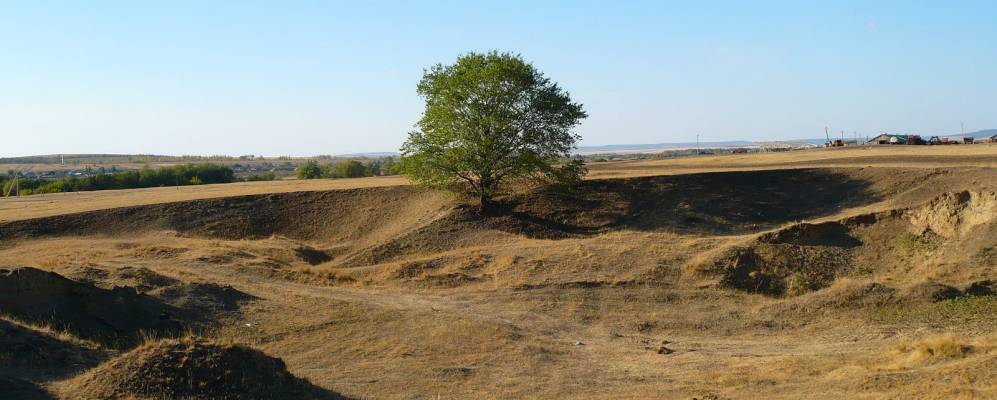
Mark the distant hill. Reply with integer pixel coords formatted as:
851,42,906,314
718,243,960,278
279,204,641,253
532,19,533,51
940,129,997,139
577,141,755,153
5,129,993,162
575,139,823,154
576,129,996,154
334,152,399,158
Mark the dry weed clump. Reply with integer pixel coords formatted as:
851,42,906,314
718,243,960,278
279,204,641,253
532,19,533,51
885,333,995,369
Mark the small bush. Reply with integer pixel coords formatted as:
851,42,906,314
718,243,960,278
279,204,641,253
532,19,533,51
897,231,941,255
295,158,400,180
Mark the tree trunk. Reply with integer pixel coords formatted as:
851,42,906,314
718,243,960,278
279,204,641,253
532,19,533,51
478,193,494,216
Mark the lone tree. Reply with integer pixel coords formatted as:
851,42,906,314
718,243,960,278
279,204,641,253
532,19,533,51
401,51,587,213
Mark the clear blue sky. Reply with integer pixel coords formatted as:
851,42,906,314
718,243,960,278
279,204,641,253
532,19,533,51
3,1,996,156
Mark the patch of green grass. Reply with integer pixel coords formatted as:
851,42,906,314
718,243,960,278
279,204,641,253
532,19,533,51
897,231,940,256
785,273,817,297
975,246,997,267
847,264,875,276
866,296,997,326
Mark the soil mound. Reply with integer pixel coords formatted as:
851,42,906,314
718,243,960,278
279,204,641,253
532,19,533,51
68,265,180,292
0,267,181,344
150,282,256,315
295,246,334,265
62,266,254,319
0,318,104,379
768,279,898,315
902,280,964,303
64,338,346,400
758,222,862,247
699,222,865,296
705,244,853,296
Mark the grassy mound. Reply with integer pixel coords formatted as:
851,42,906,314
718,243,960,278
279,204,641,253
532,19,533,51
63,337,345,400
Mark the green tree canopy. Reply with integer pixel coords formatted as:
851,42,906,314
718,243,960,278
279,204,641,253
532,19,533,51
400,51,587,212
296,160,323,179
331,160,368,178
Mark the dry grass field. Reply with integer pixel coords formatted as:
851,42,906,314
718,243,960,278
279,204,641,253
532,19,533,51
1,145,996,399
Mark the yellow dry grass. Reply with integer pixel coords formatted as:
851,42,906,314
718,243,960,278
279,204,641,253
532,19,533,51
1,145,995,399
3,144,996,223
886,333,994,369
0,175,409,222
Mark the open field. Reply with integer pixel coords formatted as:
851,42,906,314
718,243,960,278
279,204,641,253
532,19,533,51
1,145,995,399
0,176,409,223
4,144,997,222
586,143,997,177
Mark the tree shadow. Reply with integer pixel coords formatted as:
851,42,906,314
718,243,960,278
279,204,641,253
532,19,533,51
0,376,55,400
0,319,105,381
499,168,881,237
0,267,192,348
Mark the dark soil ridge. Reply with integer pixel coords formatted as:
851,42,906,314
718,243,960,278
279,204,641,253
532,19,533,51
0,318,105,380
0,267,184,346
329,168,912,265
0,186,431,242
0,168,981,271
0,169,896,243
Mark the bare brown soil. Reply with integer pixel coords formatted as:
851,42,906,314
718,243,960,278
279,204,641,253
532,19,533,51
0,147,995,399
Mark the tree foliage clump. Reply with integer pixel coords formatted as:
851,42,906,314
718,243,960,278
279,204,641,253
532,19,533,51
294,158,400,180
400,51,587,212
240,172,276,182
296,160,324,180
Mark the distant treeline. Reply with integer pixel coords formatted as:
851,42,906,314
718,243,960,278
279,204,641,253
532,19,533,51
0,154,283,164
296,158,399,180
2,164,237,196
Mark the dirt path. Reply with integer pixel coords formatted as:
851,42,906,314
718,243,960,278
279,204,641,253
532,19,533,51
169,257,896,399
